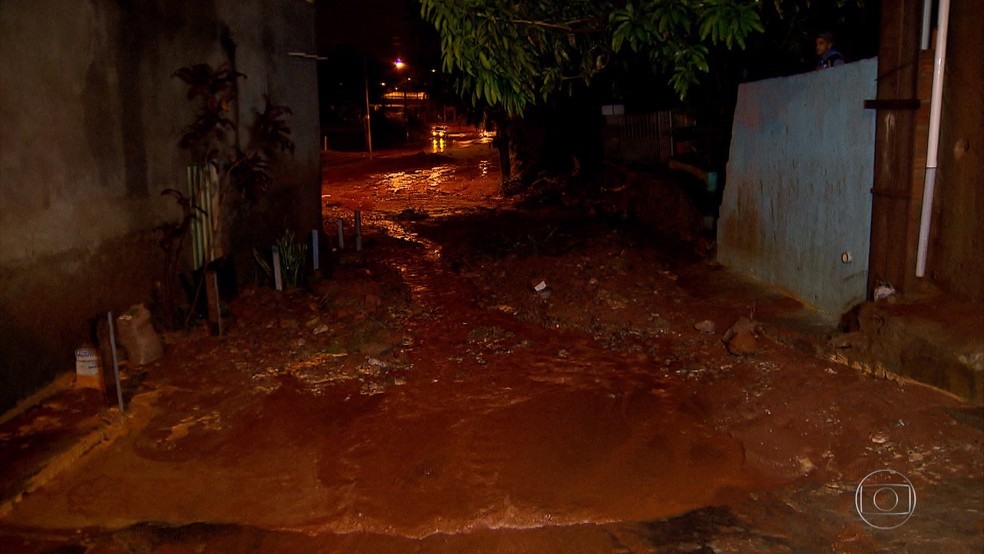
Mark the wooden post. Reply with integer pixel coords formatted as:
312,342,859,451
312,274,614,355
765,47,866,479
867,0,923,296
355,211,363,252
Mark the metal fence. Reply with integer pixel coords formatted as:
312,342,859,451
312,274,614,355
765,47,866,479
602,111,675,165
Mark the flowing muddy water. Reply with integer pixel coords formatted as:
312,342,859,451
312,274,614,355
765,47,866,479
2,142,980,552
312,145,768,537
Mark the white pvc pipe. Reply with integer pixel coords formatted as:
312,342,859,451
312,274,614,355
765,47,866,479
915,0,950,277
920,0,933,50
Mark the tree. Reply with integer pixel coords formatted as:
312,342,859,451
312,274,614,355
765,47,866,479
419,0,765,117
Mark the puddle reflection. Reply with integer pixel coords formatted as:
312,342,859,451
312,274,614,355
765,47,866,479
381,165,456,193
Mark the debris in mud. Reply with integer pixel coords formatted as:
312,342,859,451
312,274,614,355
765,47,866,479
873,284,896,302
870,431,889,444
466,326,526,356
723,317,761,356
695,320,716,334
530,278,548,292
396,207,430,221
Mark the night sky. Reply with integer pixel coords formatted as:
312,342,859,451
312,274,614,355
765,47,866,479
316,0,429,62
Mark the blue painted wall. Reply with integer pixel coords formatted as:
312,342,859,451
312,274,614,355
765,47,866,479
718,59,878,319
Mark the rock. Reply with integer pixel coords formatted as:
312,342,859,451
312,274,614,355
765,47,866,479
650,318,673,331
312,324,330,335
723,317,760,355
797,457,816,474
695,320,716,334
726,330,759,356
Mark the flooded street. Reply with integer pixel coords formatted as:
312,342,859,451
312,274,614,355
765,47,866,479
1,139,981,552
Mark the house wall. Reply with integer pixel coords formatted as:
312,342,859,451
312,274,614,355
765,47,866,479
0,0,320,412
718,59,879,320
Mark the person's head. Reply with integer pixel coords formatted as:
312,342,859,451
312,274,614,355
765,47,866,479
815,32,835,57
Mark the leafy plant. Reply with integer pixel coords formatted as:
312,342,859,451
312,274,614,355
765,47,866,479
421,0,866,116
525,225,560,256
170,61,294,331
253,229,309,288
420,0,763,115
173,63,295,208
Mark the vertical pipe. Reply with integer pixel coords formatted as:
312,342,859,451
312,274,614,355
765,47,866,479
312,229,320,271
272,246,283,291
337,218,345,249
212,273,224,335
355,211,363,252
920,0,933,50
915,0,950,277
107,312,124,416
204,167,213,263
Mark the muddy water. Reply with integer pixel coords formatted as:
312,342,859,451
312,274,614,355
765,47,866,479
308,146,766,537
323,149,503,217
300,268,759,537
0,144,769,546
3,144,981,551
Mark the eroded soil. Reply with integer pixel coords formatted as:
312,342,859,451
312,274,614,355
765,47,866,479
1,143,981,553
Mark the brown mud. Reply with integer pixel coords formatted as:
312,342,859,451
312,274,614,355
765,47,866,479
1,141,981,552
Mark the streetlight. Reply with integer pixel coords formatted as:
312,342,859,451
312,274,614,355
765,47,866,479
394,59,409,141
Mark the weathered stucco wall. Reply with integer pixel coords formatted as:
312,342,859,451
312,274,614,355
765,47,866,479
0,0,320,412
718,59,878,320
928,0,984,302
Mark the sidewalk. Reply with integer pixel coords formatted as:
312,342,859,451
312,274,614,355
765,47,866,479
0,376,124,518
676,261,984,410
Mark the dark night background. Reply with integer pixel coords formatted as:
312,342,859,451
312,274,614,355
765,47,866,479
314,0,881,160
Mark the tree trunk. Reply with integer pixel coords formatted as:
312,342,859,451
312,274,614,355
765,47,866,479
495,123,512,182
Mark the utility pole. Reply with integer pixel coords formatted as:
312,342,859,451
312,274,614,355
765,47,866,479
363,55,373,157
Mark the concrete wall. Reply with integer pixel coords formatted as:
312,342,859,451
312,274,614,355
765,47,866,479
0,0,320,412
718,59,878,320
928,0,984,302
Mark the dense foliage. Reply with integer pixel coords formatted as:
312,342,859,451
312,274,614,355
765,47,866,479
420,0,767,115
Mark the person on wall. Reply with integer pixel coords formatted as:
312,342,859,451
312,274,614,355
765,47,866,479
815,31,846,70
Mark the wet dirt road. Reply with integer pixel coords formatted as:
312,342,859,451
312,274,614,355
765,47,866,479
1,140,982,552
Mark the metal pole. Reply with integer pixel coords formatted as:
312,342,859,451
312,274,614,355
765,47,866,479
107,312,124,416
272,246,283,291
355,211,363,252
364,55,373,157
311,229,320,271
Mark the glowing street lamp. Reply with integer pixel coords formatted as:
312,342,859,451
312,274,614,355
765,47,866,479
394,59,409,141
